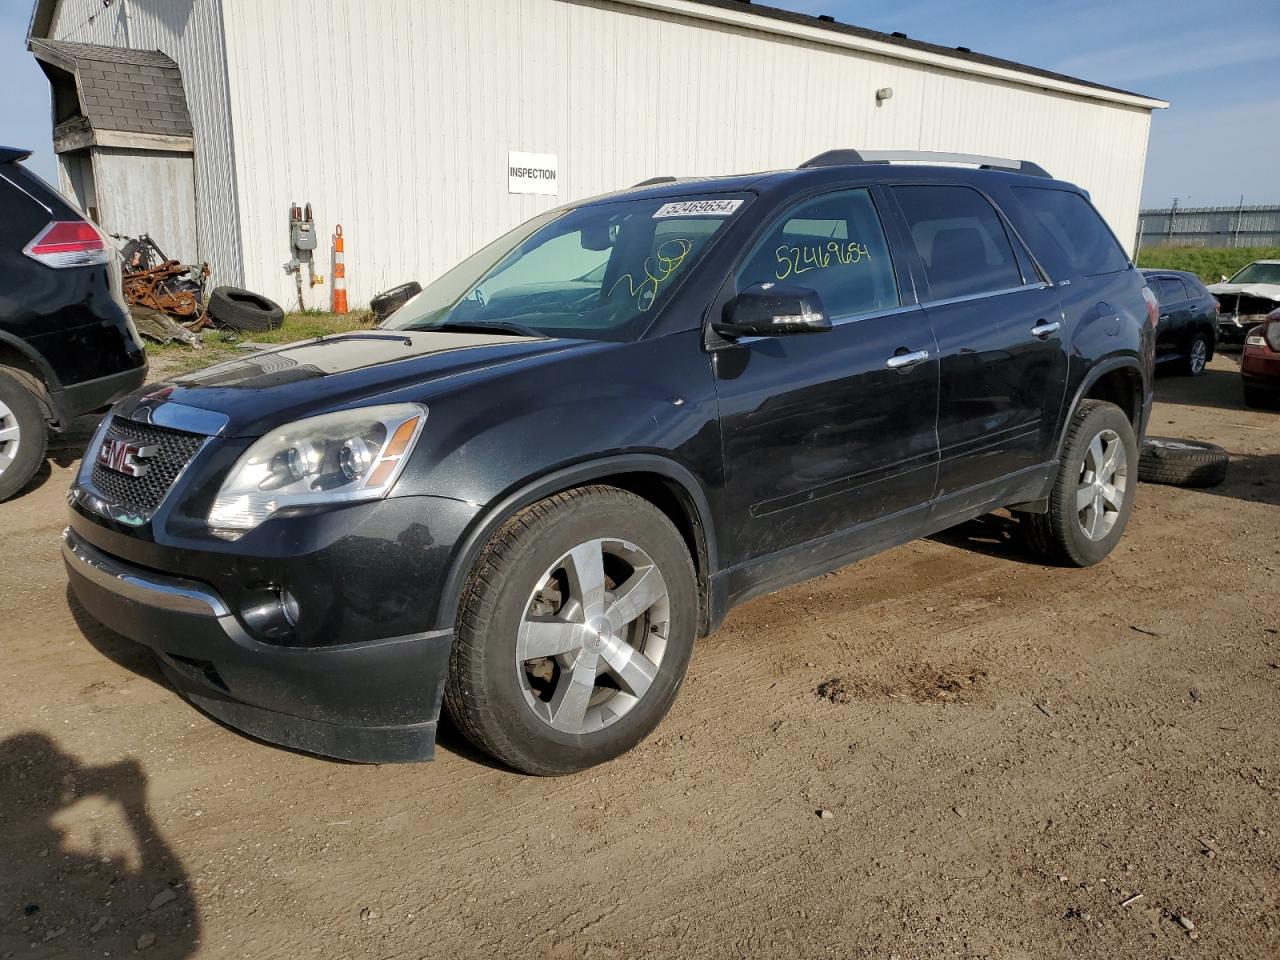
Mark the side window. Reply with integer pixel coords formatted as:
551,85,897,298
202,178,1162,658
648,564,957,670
891,185,1025,300
1012,186,1129,278
1154,277,1190,304
736,189,898,318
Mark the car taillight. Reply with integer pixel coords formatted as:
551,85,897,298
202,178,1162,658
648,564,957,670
1141,285,1159,327
1213,297,1221,312
23,220,111,268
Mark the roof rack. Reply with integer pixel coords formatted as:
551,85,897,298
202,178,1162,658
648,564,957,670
633,176,679,187
0,145,33,164
799,149,1051,178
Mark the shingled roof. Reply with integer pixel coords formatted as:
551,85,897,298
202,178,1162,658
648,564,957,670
29,38,192,140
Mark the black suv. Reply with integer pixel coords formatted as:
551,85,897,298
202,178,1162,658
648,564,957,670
1141,268,1218,376
0,146,147,500
64,151,1155,774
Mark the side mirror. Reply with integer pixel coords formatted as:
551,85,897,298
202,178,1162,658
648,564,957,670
712,282,832,339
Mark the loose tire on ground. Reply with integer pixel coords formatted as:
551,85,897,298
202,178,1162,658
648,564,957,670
0,368,48,501
207,286,285,333
444,485,697,775
1137,436,1229,488
1023,399,1138,567
369,281,422,324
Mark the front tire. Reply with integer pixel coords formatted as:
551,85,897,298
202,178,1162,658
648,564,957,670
0,369,47,502
1023,400,1138,567
444,485,697,775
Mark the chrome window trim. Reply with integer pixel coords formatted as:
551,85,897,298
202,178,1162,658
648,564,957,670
917,281,1051,310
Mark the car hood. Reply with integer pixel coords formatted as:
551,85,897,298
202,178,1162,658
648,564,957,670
1206,281,1280,301
115,329,599,437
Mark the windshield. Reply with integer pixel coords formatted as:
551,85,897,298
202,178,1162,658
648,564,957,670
384,195,748,341
1228,262,1280,285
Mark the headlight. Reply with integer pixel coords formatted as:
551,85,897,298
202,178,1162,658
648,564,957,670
208,403,426,533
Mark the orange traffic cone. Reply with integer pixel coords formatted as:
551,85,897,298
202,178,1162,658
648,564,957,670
332,224,348,314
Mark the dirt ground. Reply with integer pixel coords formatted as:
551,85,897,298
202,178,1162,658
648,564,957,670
2,352,1277,960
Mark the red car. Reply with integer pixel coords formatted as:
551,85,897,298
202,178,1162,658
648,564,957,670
1242,308,1280,409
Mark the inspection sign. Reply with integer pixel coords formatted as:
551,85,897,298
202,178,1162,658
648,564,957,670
508,152,558,195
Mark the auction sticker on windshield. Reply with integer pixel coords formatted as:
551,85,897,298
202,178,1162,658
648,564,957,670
653,199,743,218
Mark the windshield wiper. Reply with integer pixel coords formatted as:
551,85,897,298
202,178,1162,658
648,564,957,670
432,320,543,338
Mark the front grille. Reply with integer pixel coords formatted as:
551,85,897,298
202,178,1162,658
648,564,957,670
89,416,207,515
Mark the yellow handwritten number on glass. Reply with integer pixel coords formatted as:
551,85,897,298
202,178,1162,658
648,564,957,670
609,238,695,312
774,241,871,280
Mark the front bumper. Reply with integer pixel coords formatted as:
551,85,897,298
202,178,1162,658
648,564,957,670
63,528,452,762
1219,314,1272,340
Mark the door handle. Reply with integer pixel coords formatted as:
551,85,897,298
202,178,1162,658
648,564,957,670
1030,320,1061,338
886,349,929,370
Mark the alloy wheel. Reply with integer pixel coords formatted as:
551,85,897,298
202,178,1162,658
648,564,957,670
1076,428,1127,541
0,399,20,476
516,537,670,734
1189,338,1207,375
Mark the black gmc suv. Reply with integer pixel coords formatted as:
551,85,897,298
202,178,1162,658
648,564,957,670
64,151,1156,775
0,146,147,500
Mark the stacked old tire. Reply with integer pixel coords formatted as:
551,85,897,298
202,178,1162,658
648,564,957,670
208,286,285,333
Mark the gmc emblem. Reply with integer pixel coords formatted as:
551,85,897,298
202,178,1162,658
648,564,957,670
97,438,158,477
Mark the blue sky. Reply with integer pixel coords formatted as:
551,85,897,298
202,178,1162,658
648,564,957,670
2,0,1276,208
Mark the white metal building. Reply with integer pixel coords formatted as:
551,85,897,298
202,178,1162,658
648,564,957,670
27,0,1167,311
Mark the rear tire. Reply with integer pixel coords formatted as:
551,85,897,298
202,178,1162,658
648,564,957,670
444,485,698,775
1023,399,1137,567
0,369,48,502
1179,332,1209,377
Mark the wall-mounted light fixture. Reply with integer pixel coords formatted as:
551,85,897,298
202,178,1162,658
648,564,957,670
875,87,894,106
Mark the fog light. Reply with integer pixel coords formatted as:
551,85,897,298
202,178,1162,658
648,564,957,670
240,585,300,641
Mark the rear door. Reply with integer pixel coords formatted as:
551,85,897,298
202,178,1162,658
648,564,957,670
886,183,1068,508
1152,275,1193,359
711,186,939,566
1003,185,1151,432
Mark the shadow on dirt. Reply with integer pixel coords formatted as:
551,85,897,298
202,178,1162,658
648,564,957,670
1151,365,1254,413
0,733,198,958
929,512,1044,567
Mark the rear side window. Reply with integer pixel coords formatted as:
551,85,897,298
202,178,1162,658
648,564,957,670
736,188,899,318
1153,277,1189,305
1013,187,1128,278
891,185,1024,300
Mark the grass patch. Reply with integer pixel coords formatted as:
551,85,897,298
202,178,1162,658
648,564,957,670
1136,245,1280,283
148,310,373,376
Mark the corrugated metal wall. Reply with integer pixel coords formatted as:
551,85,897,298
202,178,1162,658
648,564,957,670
48,0,243,285
1136,205,1280,249
219,0,1154,310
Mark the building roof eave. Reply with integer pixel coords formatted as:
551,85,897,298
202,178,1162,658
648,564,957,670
617,0,1169,111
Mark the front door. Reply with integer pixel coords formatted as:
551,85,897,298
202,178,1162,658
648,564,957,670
888,183,1069,504
712,187,939,568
